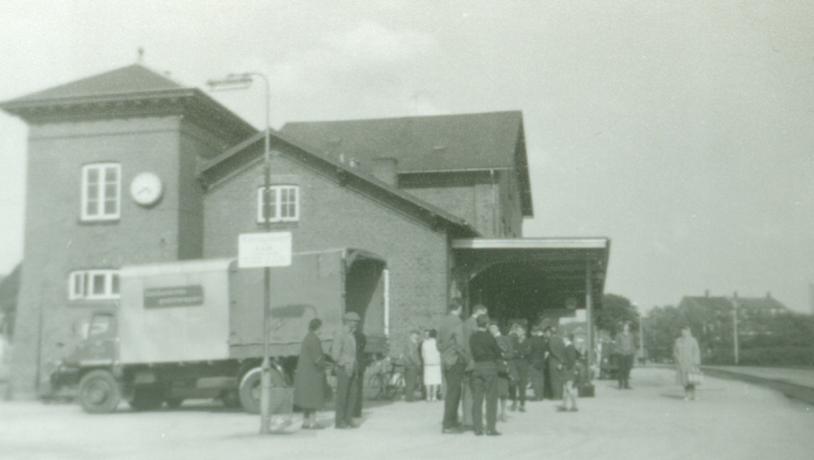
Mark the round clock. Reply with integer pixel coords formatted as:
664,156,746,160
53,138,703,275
130,172,163,207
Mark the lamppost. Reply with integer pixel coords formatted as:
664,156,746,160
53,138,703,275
207,72,273,434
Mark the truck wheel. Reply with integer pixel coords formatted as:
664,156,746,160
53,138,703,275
238,367,286,414
78,370,121,414
129,387,164,411
220,390,241,409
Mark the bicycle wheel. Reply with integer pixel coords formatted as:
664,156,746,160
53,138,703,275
367,373,385,400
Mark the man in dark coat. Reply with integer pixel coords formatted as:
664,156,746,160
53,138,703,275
437,300,467,433
547,325,567,400
350,326,367,423
509,324,531,412
461,304,487,427
469,314,502,436
294,318,329,429
403,330,422,402
527,327,547,400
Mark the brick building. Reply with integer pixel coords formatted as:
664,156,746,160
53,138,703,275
1,64,610,398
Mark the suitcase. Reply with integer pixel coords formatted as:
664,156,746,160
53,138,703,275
578,383,595,397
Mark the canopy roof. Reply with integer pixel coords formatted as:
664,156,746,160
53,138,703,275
453,238,610,320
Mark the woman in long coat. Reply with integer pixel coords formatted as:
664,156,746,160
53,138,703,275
673,325,701,401
294,318,329,428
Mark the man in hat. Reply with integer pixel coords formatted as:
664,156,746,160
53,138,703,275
461,304,488,428
527,326,547,401
331,311,360,429
437,300,467,433
403,330,422,402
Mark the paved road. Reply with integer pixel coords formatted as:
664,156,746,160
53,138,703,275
1,368,812,460
705,366,814,388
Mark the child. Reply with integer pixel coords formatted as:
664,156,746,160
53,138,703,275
557,334,579,412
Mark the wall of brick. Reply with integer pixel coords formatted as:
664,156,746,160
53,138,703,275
203,144,451,352
400,170,525,238
11,116,192,397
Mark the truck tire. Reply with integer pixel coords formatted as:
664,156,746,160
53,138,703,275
238,366,286,414
129,387,164,411
78,370,121,414
220,390,241,409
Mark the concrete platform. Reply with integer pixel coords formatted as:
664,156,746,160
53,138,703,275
1,367,812,460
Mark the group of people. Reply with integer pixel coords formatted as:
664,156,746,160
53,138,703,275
293,312,368,429
291,303,703,433
437,301,585,436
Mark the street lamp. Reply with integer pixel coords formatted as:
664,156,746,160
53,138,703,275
207,72,274,434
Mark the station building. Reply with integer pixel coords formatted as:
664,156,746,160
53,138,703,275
1,64,610,398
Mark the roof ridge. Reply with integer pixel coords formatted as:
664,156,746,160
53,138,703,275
283,110,522,126
199,129,477,234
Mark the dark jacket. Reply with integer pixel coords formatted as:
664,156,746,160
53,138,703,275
528,335,548,370
547,333,568,382
512,335,532,370
403,339,421,368
294,331,329,410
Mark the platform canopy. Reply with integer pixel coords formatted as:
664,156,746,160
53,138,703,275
452,237,610,323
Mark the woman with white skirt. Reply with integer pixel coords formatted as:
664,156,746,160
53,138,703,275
421,329,442,401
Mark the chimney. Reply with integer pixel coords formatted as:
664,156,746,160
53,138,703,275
766,291,772,299
704,289,709,298
371,157,398,186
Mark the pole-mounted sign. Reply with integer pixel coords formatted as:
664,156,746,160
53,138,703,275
238,232,292,269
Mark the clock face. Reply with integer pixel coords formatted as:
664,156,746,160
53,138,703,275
130,172,163,206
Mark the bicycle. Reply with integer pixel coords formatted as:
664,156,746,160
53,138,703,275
366,356,405,400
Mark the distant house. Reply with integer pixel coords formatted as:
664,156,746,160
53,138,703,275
678,291,790,339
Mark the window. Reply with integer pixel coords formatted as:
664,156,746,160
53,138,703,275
256,185,299,223
81,163,121,221
68,270,120,300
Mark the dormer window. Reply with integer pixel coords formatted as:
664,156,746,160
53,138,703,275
81,163,121,221
256,185,299,223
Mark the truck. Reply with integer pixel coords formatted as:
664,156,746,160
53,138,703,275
51,248,387,414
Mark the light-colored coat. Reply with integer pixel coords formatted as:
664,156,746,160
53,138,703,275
421,338,442,386
673,335,701,386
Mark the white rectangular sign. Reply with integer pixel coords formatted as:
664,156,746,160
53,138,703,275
238,232,292,268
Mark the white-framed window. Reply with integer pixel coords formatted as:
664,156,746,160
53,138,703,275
256,185,299,223
81,163,121,221
68,270,120,300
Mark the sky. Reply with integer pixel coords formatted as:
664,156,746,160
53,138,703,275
0,0,812,312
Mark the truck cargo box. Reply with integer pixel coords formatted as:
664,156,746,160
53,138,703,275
118,248,386,365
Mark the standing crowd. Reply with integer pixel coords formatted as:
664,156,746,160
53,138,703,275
291,301,703,433
437,300,585,436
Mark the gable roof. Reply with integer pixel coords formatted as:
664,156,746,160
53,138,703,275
2,64,182,104
199,130,478,237
281,111,533,216
680,296,735,312
0,64,255,144
681,294,789,312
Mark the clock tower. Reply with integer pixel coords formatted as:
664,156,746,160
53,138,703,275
0,64,255,398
